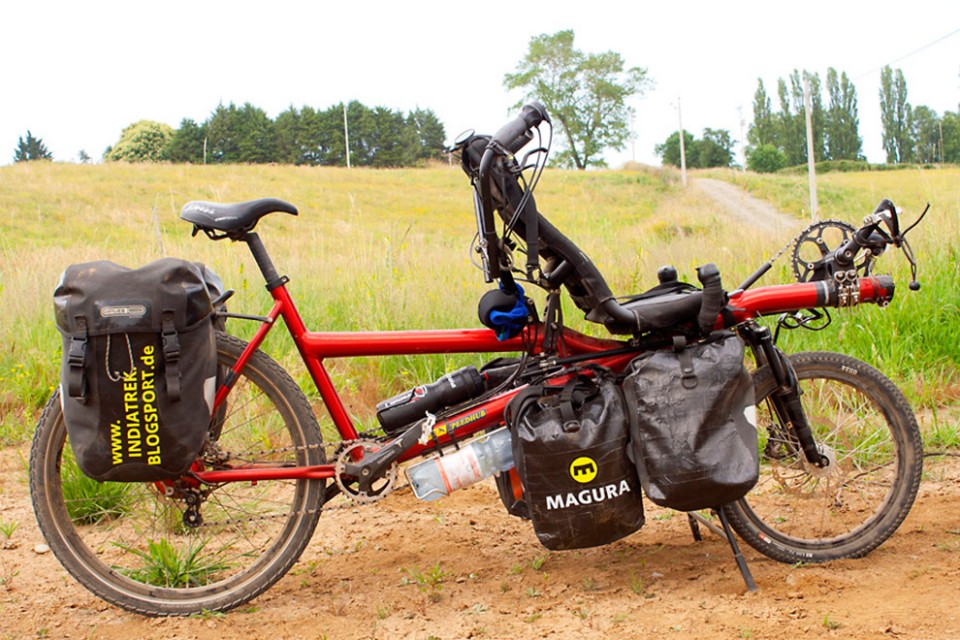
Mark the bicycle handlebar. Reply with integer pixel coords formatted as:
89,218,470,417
835,199,899,270
489,102,550,154
696,264,724,335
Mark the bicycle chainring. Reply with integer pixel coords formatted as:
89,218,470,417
334,439,398,504
790,220,856,282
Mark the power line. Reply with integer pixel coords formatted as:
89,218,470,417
855,25,960,79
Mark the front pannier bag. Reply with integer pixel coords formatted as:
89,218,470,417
623,333,758,512
54,258,218,482
506,374,644,550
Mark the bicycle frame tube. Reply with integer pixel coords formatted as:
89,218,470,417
197,280,630,485
197,274,894,485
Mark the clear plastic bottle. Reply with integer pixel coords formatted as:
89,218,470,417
406,427,514,501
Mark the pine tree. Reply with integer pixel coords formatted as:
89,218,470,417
13,130,53,162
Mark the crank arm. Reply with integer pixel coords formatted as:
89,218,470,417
340,420,427,492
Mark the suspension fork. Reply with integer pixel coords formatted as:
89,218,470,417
740,321,830,468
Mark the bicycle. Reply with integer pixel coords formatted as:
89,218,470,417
30,103,925,615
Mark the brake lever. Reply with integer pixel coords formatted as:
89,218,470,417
898,203,930,242
897,203,927,291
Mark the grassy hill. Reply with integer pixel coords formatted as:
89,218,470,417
1,162,956,442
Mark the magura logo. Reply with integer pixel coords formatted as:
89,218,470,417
569,456,598,484
545,480,633,511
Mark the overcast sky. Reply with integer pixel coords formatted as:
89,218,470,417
3,1,958,167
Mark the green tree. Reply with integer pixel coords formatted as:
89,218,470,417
656,128,735,169
941,111,960,163
274,106,305,164
654,129,696,168
880,66,913,163
309,104,348,165
698,128,734,168
825,68,862,160
911,105,940,163
776,77,805,165
205,103,240,163
504,29,651,170
234,103,276,163
274,105,344,165
205,102,277,163
369,106,419,167
163,118,207,163
13,130,53,162
105,120,174,162
747,144,787,173
788,70,824,162
406,108,446,161
748,79,777,147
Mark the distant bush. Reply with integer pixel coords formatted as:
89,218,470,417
747,144,787,173
105,121,174,162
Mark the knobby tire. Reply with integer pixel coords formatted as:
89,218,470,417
723,351,923,563
30,333,325,616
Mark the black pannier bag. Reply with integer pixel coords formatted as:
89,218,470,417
623,333,758,512
54,258,219,482
505,374,644,550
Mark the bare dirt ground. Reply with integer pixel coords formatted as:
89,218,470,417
693,178,800,235
1,442,959,640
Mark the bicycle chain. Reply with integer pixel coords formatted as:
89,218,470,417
190,438,409,529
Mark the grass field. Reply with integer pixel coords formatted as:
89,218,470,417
0,161,957,443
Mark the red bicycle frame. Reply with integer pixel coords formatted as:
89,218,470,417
192,260,895,486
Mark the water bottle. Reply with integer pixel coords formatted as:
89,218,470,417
376,366,486,435
406,427,515,501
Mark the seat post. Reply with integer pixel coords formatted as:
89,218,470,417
244,232,287,290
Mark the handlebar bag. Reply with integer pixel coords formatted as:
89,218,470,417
54,258,219,482
505,373,644,550
623,333,758,512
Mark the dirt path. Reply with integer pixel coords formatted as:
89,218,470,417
2,442,959,640
693,178,799,234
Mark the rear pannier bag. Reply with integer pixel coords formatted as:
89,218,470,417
623,333,758,512
505,374,644,550
54,258,218,482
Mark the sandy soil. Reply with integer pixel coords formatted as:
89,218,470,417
1,442,959,640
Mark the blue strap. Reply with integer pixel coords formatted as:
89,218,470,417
488,283,528,341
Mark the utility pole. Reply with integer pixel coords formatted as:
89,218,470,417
803,75,818,221
678,97,687,187
940,121,945,164
343,102,352,169
737,105,747,172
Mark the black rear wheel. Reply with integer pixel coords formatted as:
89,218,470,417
723,351,922,563
31,333,325,615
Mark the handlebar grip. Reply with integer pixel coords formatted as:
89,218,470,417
873,198,900,237
490,102,551,154
696,263,724,336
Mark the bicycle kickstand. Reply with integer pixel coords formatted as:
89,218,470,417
716,507,757,592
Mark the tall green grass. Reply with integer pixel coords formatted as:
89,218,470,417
1,162,956,442
709,168,960,408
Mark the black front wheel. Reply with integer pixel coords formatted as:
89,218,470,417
30,333,325,616
723,351,922,563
